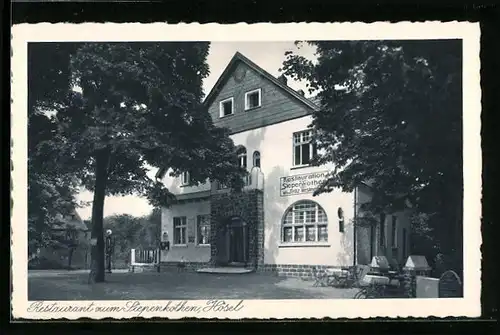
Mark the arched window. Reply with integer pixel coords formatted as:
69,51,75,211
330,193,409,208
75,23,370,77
282,200,328,243
237,146,247,168
252,151,261,168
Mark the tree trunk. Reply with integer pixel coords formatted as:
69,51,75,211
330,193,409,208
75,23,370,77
90,148,110,283
67,247,74,269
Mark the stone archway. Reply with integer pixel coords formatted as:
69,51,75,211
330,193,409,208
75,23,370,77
210,190,263,268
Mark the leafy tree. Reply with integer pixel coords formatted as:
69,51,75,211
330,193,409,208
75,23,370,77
34,42,246,282
102,209,162,267
27,43,82,255
280,40,462,272
134,208,162,249
103,214,142,267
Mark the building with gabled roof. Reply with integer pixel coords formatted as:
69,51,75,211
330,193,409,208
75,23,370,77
156,52,411,277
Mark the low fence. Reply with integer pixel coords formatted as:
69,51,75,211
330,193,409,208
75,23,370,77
129,248,160,272
415,270,463,298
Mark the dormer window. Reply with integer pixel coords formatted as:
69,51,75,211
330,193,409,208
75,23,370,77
219,97,234,118
245,89,262,110
181,171,190,186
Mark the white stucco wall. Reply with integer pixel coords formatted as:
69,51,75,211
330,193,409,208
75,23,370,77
230,116,356,267
160,200,211,263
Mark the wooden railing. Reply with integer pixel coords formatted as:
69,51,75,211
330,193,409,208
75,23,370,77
130,248,160,272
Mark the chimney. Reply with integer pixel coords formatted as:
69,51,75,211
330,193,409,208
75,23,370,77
297,89,305,96
277,74,288,86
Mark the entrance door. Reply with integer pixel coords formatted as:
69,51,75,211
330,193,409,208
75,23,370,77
228,217,248,265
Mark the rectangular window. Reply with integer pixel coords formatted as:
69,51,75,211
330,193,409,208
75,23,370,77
380,213,386,247
173,217,187,245
219,97,234,117
293,130,317,166
181,171,190,186
196,215,211,245
391,215,398,248
244,88,262,110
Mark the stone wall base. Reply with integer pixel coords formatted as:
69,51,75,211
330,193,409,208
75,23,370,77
257,264,345,280
158,261,346,280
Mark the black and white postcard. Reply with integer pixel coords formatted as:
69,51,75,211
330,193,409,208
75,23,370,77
11,22,482,319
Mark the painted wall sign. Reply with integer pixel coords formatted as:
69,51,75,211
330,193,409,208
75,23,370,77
280,171,328,197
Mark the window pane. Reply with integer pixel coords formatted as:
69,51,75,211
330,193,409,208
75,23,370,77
303,131,311,142
174,227,181,244
248,92,260,108
318,225,328,242
294,145,301,165
312,143,318,159
305,209,315,223
306,225,316,241
294,226,304,242
283,227,292,242
293,133,301,144
302,144,310,164
317,209,327,223
223,101,232,116
294,210,304,223
284,211,293,225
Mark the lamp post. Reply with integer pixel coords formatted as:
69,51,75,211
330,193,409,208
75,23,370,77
105,229,114,274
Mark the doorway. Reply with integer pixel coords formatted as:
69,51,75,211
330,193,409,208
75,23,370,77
227,217,248,266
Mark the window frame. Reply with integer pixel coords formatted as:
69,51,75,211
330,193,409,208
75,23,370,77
219,97,234,118
173,216,187,246
196,214,211,246
292,130,317,167
253,151,261,168
181,171,191,186
237,147,247,168
281,200,328,244
244,88,262,110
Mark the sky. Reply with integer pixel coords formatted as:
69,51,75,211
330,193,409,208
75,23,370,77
75,41,318,220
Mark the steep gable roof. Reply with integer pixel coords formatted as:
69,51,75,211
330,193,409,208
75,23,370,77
203,52,319,111
155,52,320,181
